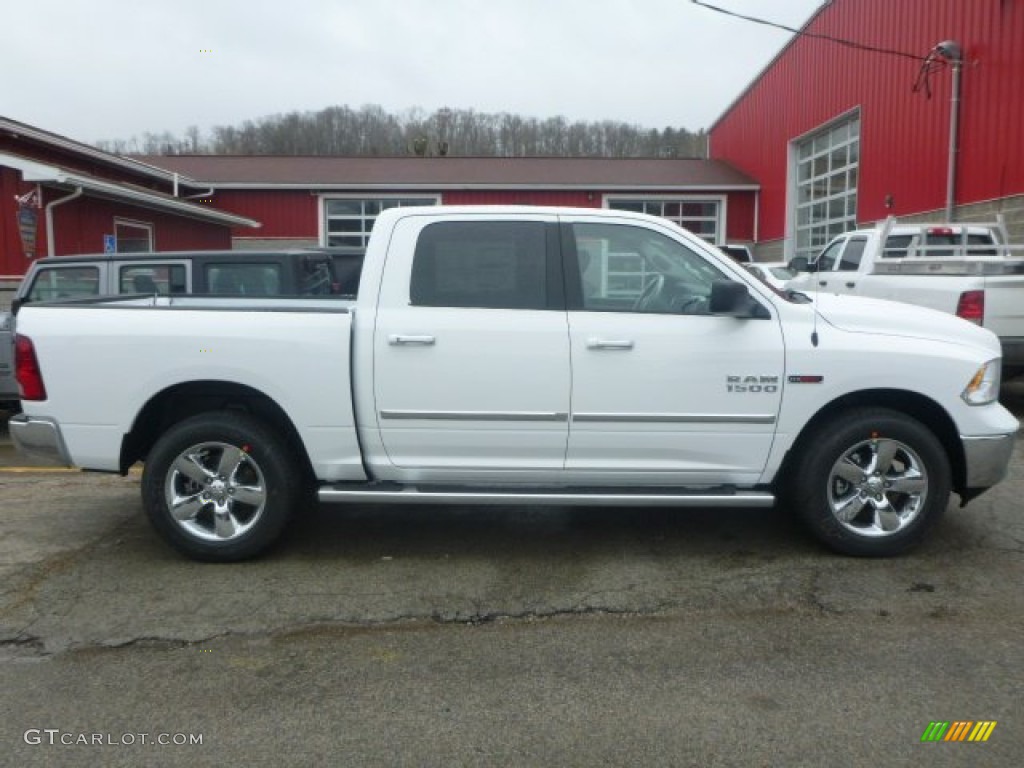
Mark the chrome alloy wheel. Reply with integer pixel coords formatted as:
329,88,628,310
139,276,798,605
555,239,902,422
164,441,267,542
826,437,928,537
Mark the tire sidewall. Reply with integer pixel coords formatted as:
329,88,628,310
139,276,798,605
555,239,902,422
792,408,951,557
142,413,298,561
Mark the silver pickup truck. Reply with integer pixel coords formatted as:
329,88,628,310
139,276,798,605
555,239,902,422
0,310,13,408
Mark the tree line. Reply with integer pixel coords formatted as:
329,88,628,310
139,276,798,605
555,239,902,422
97,104,707,158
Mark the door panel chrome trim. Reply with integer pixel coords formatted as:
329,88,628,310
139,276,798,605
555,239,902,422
571,413,777,425
380,410,569,422
319,487,776,508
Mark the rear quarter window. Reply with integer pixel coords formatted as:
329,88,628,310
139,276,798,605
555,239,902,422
205,264,283,295
26,266,100,301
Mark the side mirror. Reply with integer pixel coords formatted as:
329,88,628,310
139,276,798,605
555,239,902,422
10,298,23,316
788,256,810,272
709,280,751,316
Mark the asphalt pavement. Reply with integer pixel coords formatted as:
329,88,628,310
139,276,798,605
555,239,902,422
1,384,1023,766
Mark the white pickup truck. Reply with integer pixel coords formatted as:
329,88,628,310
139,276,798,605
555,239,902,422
787,219,1024,378
10,207,1019,561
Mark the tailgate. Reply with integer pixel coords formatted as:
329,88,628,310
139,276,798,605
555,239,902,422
982,275,1024,339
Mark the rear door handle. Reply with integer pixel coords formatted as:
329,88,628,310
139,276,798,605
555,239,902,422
388,335,436,346
587,339,634,350
817,280,828,287
845,282,856,289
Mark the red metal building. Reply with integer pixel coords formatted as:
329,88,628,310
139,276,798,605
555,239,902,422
0,116,259,283
709,0,1024,261
137,155,758,252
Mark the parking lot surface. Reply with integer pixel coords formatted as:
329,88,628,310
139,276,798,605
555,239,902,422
1,383,1023,766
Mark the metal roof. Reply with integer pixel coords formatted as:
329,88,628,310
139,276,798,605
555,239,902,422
134,155,759,191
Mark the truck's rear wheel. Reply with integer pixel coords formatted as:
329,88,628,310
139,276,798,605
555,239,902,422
142,413,299,561
788,408,951,557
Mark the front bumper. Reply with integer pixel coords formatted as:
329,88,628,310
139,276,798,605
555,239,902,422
8,414,72,466
961,431,1017,490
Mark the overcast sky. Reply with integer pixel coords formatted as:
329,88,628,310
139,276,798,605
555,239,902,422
3,0,823,146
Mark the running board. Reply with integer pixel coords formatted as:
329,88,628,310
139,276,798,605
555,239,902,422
317,485,775,508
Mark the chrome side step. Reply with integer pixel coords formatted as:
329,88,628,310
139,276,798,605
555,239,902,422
317,486,775,508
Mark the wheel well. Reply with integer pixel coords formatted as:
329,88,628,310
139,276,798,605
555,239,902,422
120,381,315,481
779,389,966,496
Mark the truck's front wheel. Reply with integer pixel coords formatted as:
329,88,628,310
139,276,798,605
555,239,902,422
789,408,951,557
142,413,300,561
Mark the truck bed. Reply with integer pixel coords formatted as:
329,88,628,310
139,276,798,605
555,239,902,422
15,297,364,481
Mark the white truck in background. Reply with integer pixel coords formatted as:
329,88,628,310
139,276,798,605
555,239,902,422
787,219,1024,378
9,206,1019,562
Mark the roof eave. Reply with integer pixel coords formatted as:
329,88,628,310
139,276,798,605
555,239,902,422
707,1,832,134
1,151,260,228
0,116,203,187
199,182,760,192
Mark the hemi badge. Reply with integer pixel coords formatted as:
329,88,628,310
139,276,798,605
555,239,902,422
788,375,824,384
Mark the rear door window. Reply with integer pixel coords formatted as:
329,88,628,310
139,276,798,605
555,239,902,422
118,264,188,294
410,221,549,309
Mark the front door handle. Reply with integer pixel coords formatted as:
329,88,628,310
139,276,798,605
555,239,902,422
845,282,856,289
817,280,828,287
388,334,436,346
587,339,634,350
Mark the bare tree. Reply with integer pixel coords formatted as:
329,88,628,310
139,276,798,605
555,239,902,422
100,105,705,159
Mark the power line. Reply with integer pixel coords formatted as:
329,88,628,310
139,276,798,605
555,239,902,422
690,1,924,62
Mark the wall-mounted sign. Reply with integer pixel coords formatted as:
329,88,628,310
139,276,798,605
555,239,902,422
103,234,116,254
18,206,38,259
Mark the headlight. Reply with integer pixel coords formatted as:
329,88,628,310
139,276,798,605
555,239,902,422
961,359,1001,405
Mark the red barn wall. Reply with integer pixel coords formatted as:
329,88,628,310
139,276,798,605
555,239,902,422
207,188,757,244
209,190,318,240
49,196,230,256
710,0,1024,243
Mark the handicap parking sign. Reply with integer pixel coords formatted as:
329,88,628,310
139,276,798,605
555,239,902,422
103,234,116,253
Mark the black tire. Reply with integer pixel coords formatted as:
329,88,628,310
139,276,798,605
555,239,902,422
787,408,951,557
142,412,301,561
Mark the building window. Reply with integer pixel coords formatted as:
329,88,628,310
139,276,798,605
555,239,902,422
793,115,860,261
605,197,724,243
323,196,439,248
114,219,154,253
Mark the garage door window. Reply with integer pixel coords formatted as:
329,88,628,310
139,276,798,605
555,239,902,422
324,197,438,248
606,197,723,243
794,115,860,262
